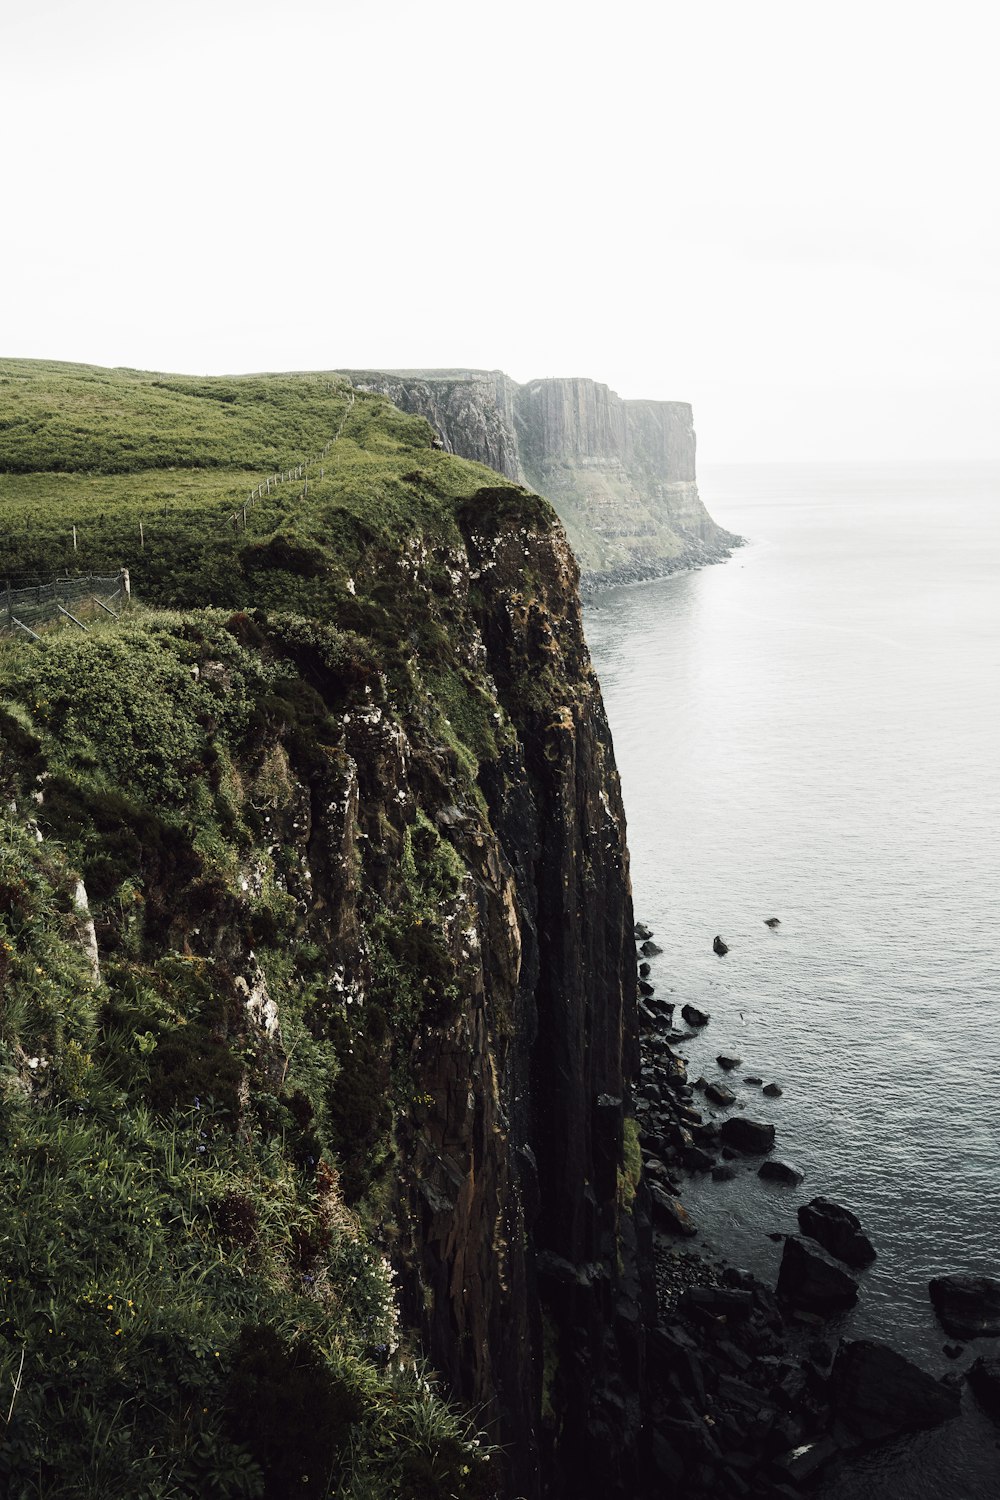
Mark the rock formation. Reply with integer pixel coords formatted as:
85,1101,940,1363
339,369,741,586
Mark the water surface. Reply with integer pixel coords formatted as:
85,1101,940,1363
584,462,1000,1497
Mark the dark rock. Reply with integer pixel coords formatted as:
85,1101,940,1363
761,1082,783,1098
719,1117,775,1155
648,1182,696,1237
943,1343,964,1359
692,1076,709,1091
634,922,653,940
681,1003,710,1027
704,1082,736,1107
712,1163,738,1182
717,1054,741,1070
764,917,781,928
968,1357,1000,1422
768,1232,785,1242
777,1235,858,1314
797,1198,876,1268
638,961,651,977
758,1159,804,1186
771,1435,838,1482
638,979,655,997
744,1075,762,1085
640,939,663,956
713,935,729,955
683,1145,716,1173
831,1338,961,1440
929,1274,1000,1340
678,1286,753,1323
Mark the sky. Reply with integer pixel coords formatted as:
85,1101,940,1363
3,0,998,462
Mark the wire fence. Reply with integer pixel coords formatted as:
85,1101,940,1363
0,572,129,642
222,391,356,533
0,389,358,625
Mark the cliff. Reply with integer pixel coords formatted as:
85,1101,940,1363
340,369,741,585
0,362,647,1498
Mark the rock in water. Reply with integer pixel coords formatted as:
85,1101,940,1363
776,1235,859,1314
968,1357,1000,1421
719,1117,775,1155
648,1182,697,1237
764,917,781,928
634,922,653,940
928,1274,1000,1339
716,1054,741,1070
797,1197,876,1268
758,1159,804,1186
831,1339,961,1440
638,961,651,977
681,1003,709,1027
704,1082,736,1107
713,935,729,955
761,1082,783,1098
639,939,663,956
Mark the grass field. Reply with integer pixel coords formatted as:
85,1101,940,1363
0,361,511,610
0,359,541,1496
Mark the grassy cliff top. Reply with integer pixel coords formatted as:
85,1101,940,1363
0,359,540,593
0,360,568,1498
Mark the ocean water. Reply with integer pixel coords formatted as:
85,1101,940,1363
583,462,1000,1497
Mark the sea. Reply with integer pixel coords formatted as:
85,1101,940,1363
582,461,1000,1498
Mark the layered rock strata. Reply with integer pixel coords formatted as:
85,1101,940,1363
339,369,741,586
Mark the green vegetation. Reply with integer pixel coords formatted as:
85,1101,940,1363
0,361,562,1497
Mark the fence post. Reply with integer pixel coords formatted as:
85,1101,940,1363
120,568,131,600
5,580,10,626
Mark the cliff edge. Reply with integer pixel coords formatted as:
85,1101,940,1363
340,369,741,586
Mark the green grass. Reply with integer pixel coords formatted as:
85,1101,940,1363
0,361,552,1498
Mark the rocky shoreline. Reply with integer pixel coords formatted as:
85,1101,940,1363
580,534,746,596
632,921,997,1496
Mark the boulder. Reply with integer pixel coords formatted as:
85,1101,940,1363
761,1082,783,1098
719,1117,775,1155
776,1235,858,1314
640,939,663,956
744,1075,762,1085
929,1274,1000,1339
717,1054,742,1070
764,917,781,928
638,979,655,997
634,922,653,940
681,1003,710,1027
797,1198,876,1268
678,1285,754,1323
968,1356,1000,1422
713,935,729,955
638,961,651,977
683,1145,716,1172
758,1159,804,1186
704,1082,737,1107
648,1182,697,1237
712,1163,738,1182
831,1339,961,1441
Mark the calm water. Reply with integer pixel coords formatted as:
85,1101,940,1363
583,462,1000,1497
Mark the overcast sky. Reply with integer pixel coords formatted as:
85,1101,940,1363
3,0,997,461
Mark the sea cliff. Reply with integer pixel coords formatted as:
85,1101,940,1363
0,361,647,1498
339,369,740,585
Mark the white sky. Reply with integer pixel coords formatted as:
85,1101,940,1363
3,0,998,461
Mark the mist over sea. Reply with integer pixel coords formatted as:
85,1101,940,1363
583,461,1000,1498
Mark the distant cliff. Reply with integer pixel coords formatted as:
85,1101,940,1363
340,369,741,586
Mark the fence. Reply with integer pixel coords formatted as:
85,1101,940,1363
224,391,355,533
0,571,130,642
0,388,359,604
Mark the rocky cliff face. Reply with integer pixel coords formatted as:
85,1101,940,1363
0,370,650,1498
341,369,740,584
